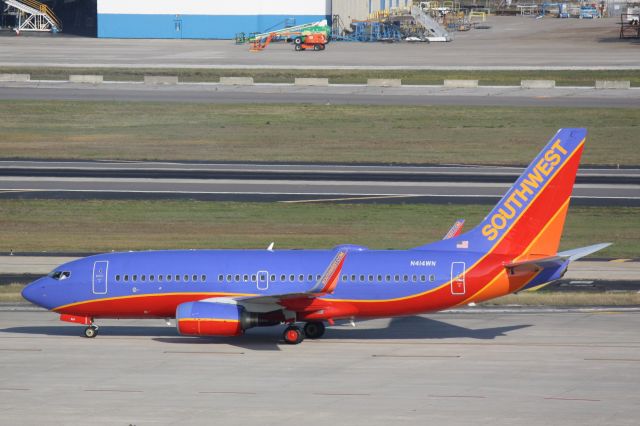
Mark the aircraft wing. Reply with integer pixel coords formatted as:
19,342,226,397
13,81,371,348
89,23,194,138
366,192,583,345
200,250,347,313
443,219,465,240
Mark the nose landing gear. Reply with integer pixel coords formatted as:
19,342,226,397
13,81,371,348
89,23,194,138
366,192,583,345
83,325,99,338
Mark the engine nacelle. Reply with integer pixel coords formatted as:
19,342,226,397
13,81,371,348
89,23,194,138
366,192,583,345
176,301,279,337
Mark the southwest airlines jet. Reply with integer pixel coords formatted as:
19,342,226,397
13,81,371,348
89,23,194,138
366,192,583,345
22,128,609,344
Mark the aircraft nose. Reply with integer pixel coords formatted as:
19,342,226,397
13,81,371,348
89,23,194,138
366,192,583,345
22,278,46,306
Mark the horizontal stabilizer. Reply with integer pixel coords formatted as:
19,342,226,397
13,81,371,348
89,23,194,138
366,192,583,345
557,242,612,262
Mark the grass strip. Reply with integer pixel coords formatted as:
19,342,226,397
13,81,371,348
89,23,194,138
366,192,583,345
1,101,638,165
486,292,640,306
0,200,635,258
2,67,640,86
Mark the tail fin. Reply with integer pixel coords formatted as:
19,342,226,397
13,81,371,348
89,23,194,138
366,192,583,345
465,128,586,259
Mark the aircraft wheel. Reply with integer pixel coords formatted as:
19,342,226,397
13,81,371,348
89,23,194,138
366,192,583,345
84,326,98,338
303,321,325,339
283,326,304,344
294,44,303,51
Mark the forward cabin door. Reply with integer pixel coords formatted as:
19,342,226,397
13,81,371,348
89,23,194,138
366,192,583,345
256,270,269,291
450,262,466,295
92,260,109,294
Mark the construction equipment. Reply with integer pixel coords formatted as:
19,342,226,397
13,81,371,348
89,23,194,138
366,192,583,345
293,33,327,51
249,33,274,52
4,0,61,33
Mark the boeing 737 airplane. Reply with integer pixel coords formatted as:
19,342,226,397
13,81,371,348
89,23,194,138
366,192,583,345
22,128,610,344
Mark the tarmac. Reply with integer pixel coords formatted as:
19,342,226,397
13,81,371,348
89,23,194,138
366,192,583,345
0,17,638,69
1,309,639,425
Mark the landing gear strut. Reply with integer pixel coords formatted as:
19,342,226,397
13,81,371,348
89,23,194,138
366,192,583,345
83,325,99,338
282,325,304,345
303,321,325,339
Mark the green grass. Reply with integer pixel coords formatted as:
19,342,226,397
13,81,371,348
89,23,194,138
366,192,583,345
1,101,639,165
0,200,636,257
2,67,640,86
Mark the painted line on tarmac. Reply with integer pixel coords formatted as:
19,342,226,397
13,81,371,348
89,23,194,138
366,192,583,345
279,194,420,203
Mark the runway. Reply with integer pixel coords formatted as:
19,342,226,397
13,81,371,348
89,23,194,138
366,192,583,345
2,83,640,108
1,308,639,425
0,161,637,205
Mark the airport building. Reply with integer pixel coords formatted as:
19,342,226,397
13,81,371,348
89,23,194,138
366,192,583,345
1,0,413,38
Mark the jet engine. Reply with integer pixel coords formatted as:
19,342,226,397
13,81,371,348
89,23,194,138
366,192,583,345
176,301,280,336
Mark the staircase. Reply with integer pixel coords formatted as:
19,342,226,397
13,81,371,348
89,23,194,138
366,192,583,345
4,0,62,33
410,5,451,41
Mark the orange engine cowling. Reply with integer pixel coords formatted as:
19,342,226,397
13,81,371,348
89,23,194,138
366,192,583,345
176,301,280,336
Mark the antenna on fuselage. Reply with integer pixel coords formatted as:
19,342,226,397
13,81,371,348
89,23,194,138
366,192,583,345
267,242,275,252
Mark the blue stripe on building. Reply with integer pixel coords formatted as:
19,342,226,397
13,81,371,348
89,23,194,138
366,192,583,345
97,14,329,39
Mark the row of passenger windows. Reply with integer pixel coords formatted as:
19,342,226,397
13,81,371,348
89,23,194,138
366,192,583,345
114,273,437,284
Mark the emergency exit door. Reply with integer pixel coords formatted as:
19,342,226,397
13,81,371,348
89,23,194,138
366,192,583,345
450,262,466,295
92,261,109,294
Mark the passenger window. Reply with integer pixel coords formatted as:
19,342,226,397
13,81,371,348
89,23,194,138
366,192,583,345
201,275,206,282
420,275,426,282
307,274,313,282
429,274,436,282
377,274,382,282
342,274,348,282
218,274,224,282
298,274,303,282
166,274,172,282
183,274,189,282
150,275,155,282
281,274,286,282
235,274,240,282
385,275,391,282
243,274,249,282
403,275,408,282
359,275,364,282
115,274,121,282
270,274,276,282
251,274,257,282
132,275,138,282
193,274,198,282
226,274,232,282
175,275,181,282
351,274,356,281
316,274,321,280
124,274,129,282
289,274,295,282
158,275,163,282
141,275,146,282
394,275,399,282
412,275,417,282
368,274,374,282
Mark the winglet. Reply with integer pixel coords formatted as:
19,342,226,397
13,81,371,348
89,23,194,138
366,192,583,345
443,219,465,240
309,251,347,295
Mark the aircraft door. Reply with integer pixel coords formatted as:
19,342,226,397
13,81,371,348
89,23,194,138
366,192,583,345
450,262,465,295
256,270,269,291
92,261,109,294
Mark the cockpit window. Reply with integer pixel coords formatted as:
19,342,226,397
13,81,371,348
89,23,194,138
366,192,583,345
48,270,71,280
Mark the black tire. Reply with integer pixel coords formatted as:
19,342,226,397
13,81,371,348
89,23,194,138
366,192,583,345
319,44,326,50
283,326,304,344
313,44,321,51
84,326,98,338
293,37,303,45
294,44,303,51
303,321,325,339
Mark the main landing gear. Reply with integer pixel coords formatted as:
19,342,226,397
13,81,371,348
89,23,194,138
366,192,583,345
83,325,99,338
282,321,326,344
